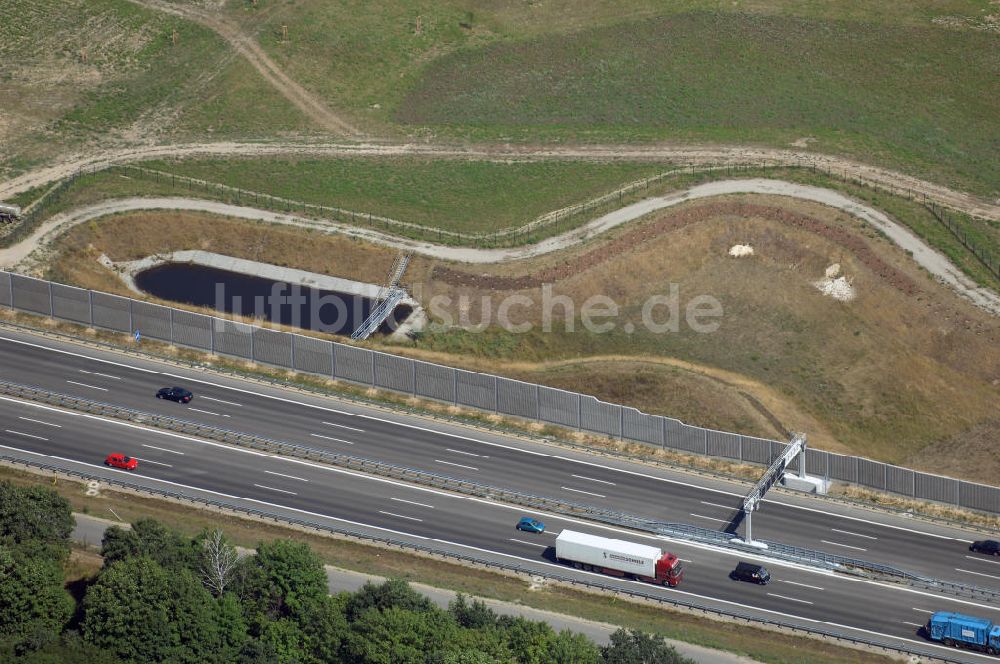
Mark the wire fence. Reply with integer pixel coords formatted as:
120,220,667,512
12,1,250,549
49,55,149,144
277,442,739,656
0,452,969,663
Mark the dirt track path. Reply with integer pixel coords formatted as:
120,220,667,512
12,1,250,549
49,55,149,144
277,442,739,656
5,179,997,315
3,140,1000,225
126,0,360,137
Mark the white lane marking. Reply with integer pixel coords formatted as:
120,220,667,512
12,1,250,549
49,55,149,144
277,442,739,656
390,497,435,509
322,421,364,432
956,568,1000,581
902,621,923,627
446,448,487,458
0,443,46,455
379,510,423,522
264,470,309,482
133,457,172,468
700,500,735,510
510,538,548,548
329,409,355,416
310,433,354,444
965,555,1000,566
571,474,616,486
253,483,297,496
779,580,825,591
831,528,878,540
820,539,867,552
188,407,229,417
66,380,106,391
142,444,184,455
766,592,813,605
18,417,61,428
0,335,160,372
200,396,242,407
561,486,606,499
912,608,933,613
80,370,120,380
435,459,479,471
4,429,48,441
690,513,728,523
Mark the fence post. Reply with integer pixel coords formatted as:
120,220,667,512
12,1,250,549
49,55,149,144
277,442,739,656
290,335,296,369
452,369,457,404
211,320,216,355
703,429,708,455
47,282,54,316
370,351,375,386
128,298,134,335
411,359,416,395
250,327,255,362
88,290,94,326
329,341,336,378
169,308,174,344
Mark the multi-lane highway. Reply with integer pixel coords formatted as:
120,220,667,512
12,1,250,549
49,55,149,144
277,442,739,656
0,327,998,660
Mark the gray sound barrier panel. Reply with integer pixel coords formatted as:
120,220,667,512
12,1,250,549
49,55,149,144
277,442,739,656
253,328,293,368
455,370,496,411
740,436,773,465
334,344,374,385
11,274,51,315
858,458,886,490
622,408,662,445
804,448,828,477
414,361,454,402
171,310,213,351
91,292,131,332
374,352,414,393
580,396,621,438
131,300,171,341
828,453,858,483
914,472,958,505
959,482,1000,513
293,335,332,376
664,418,705,454
538,387,579,428
497,378,537,420
50,284,90,324
706,429,740,459
886,464,914,497
0,272,10,307
213,320,253,359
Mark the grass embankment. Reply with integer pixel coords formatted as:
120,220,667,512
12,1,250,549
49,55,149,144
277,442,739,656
0,465,899,664
0,0,310,177
228,0,999,197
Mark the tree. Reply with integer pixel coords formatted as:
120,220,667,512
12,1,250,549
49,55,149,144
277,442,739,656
293,594,349,663
99,519,198,570
345,578,433,622
242,539,327,620
0,546,74,648
497,615,556,664
449,594,498,629
342,605,461,664
601,629,694,664
82,556,228,664
0,481,73,551
0,630,125,664
200,529,241,597
547,630,601,664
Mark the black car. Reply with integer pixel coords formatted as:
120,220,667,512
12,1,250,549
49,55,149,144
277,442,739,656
731,562,770,585
970,540,1000,556
157,387,193,403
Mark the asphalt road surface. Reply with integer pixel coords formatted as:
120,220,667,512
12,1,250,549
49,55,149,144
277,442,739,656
1,327,999,661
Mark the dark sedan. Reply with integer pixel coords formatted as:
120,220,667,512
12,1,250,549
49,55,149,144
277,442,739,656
970,540,1000,556
157,387,193,403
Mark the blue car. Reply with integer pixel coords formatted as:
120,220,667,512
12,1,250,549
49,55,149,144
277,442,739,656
516,517,545,533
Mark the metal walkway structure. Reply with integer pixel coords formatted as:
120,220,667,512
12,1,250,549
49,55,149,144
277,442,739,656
350,254,410,340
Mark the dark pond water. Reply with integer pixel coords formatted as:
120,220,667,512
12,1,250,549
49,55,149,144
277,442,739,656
134,263,410,336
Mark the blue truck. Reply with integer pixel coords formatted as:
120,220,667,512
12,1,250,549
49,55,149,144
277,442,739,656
926,612,1000,655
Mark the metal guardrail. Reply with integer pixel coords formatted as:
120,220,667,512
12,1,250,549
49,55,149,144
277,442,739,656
3,378,998,604
0,452,967,663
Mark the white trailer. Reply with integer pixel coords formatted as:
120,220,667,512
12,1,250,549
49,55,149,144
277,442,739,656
555,529,683,586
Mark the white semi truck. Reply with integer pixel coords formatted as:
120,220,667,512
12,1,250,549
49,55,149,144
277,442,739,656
555,529,684,587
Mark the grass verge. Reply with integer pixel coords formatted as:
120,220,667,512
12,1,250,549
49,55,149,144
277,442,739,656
1,463,900,664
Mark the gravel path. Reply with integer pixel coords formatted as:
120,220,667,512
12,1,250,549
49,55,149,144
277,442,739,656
3,178,996,314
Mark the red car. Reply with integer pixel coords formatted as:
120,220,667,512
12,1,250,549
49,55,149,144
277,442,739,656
105,453,138,471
